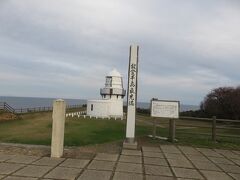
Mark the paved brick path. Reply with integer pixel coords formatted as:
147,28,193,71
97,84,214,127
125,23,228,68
0,145,240,180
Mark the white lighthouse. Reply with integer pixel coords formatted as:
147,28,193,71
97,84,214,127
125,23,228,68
87,69,126,119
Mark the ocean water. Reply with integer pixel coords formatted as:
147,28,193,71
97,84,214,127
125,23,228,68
0,96,86,109
0,96,199,112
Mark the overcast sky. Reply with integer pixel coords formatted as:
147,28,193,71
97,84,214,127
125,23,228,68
0,0,240,105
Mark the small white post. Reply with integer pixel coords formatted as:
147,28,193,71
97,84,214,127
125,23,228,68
51,99,66,158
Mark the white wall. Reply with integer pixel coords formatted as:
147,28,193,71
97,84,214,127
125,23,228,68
87,99,123,118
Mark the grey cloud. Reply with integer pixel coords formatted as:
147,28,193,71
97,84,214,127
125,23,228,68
0,0,240,105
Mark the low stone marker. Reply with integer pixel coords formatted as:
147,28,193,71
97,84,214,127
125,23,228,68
51,99,66,158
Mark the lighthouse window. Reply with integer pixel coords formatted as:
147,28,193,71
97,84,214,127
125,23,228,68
91,104,93,111
106,77,112,87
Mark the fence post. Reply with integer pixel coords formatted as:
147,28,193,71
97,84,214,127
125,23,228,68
212,116,217,142
169,119,176,143
153,118,156,139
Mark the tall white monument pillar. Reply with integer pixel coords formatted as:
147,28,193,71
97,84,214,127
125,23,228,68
124,45,139,148
51,99,66,158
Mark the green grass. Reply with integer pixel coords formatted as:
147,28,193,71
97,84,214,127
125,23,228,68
0,112,151,146
151,126,240,150
0,111,240,150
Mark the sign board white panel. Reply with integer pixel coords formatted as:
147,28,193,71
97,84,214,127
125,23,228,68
151,100,179,119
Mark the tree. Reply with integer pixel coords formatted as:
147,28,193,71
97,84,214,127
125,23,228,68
201,86,240,119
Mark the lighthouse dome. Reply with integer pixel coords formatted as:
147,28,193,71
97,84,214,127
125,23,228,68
108,69,122,77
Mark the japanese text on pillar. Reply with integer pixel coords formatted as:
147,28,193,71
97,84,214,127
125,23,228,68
129,63,136,106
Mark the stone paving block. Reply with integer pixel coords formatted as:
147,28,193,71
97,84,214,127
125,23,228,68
144,157,168,166
196,148,223,158
231,159,240,166
60,158,90,169
229,173,240,180
191,161,221,171
202,151,224,158
119,155,142,164
178,146,202,155
0,163,24,175
121,150,142,156
160,145,181,154
7,155,40,164
0,154,14,162
143,152,164,158
45,167,82,180
3,176,38,180
186,154,210,162
226,154,240,160
201,170,233,180
196,148,215,153
94,153,119,161
209,156,235,165
87,160,115,171
142,146,161,152
13,165,52,178
232,150,240,155
116,162,142,173
167,159,193,168
145,165,173,176
215,150,240,160
32,157,65,166
146,175,175,180
164,153,186,160
172,167,204,179
113,172,143,180
218,163,240,174
78,170,112,180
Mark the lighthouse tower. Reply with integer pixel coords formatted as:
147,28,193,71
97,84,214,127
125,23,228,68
87,69,126,119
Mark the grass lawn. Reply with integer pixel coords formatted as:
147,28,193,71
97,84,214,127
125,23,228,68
0,112,151,146
0,112,240,150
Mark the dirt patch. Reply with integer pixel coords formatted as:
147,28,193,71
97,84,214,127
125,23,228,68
0,141,123,158
0,112,18,121
0,137,165,158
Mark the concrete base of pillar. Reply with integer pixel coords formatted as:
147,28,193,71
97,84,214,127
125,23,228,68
123,139,138,150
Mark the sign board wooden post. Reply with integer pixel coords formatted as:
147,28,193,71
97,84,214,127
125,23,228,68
150,99,180,142
124,45,139,149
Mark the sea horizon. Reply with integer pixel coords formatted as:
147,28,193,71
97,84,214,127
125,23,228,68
0,96,200,112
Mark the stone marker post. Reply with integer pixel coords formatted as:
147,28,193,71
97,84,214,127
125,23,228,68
124,45,139,149
51,99,66,158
